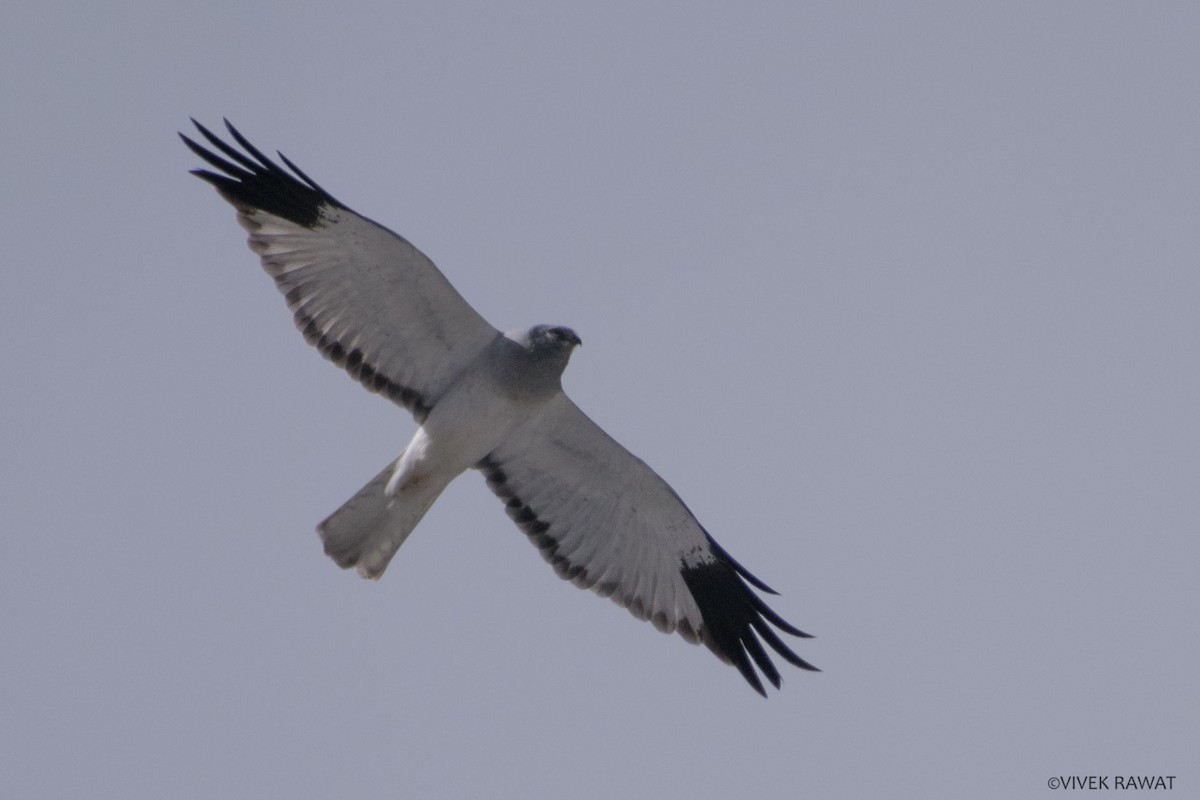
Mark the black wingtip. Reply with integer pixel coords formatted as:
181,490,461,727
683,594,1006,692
704,533,780,595
181,118,344,229
680,547,817,695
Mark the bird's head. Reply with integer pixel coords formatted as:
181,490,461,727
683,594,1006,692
523,324,582,353
510,324,583,376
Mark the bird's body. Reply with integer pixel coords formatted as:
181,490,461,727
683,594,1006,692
327,327,581,578
182,120,818,695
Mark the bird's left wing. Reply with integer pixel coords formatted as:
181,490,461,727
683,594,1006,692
181,120,499,421
477,393,817,695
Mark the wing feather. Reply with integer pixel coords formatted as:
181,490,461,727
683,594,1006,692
182,120,499,420
477,393,817,695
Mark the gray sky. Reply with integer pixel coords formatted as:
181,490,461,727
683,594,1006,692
3,2,1197,798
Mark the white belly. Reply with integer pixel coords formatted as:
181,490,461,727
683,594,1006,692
385,365,551,495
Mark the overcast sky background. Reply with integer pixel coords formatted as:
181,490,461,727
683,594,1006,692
2,3,1197,798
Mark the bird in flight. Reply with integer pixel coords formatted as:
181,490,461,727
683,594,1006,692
181,119,818,695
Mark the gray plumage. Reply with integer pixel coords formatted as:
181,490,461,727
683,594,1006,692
182,119,817,695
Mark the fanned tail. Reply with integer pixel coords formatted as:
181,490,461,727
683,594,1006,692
317,456,449,579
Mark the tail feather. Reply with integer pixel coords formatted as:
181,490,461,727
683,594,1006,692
317,457,449,579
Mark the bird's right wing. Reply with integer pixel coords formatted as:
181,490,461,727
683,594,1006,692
478,393,816,695
182,119,499,420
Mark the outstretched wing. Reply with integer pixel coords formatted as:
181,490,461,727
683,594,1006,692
181,119,499,420
477,393,818,695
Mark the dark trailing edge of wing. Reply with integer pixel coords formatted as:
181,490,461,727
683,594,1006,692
295,314,434,423
477,455,818,697
182,119,433,422
180,118,343,229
